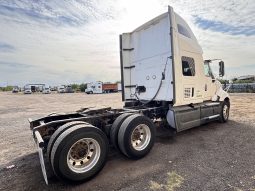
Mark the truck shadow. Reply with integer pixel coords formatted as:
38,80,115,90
1,120,253,190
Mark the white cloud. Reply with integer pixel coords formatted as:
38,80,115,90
0,0,254,86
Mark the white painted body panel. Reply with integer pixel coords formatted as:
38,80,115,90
122,13,173,101
212,80,229,101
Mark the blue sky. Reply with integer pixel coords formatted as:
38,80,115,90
0,0,254,86
194,16,255,36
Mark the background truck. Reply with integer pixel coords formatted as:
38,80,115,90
57,85,65,93
42,86,51,94
29,6,230,185
12,86,19,93
85,81,118,94
85,81,103,94
102,83,118,93
65,85,74,93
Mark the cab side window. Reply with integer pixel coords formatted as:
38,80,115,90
204,63,210,77
182,56,195,76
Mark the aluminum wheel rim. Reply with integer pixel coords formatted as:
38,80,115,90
131,124,151,151
223,105,229,120
67,138,100,173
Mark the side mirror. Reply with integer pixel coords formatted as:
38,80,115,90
219,61,225,77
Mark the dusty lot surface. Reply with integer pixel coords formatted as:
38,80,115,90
0,92,255,191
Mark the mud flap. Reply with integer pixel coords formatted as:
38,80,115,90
34,131,48,185
37,145,48,185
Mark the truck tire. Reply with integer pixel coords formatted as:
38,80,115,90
118,114,155,159
47,121,88,164
219,100,230,123
50,124,108,182
110,113,132,150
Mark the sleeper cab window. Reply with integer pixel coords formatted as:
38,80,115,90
182,56,195,76
177,24,191,38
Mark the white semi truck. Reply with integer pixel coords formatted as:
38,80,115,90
29,6,230,184
85,81,119,94
85,81,103,94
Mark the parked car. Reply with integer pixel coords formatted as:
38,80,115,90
24,88,32,94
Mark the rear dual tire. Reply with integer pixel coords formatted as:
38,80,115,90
48,114,155,183
111,114,156,159
110,113,132,150
50,124,108,182
118,114,156,159
47,121,88,164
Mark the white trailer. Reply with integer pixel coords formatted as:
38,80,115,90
29,6,230,185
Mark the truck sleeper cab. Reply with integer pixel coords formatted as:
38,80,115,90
29,6,230,185
120,6,229,131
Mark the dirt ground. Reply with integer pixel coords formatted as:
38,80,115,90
0,92,255,191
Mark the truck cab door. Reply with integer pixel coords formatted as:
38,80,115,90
180,54,204,105
203,62,217,100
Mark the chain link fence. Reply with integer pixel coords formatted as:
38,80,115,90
223,83,255,93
